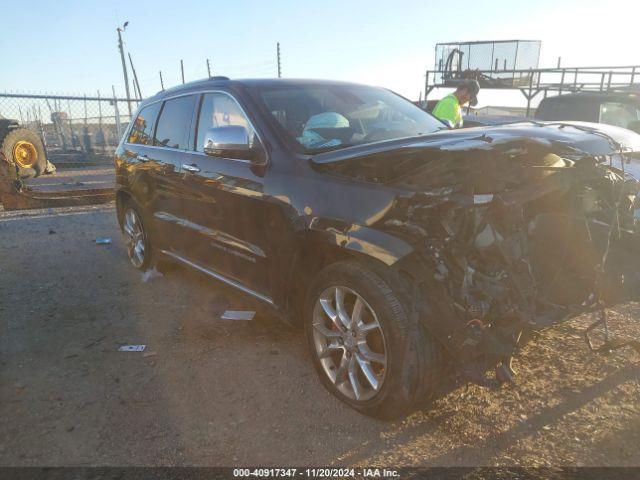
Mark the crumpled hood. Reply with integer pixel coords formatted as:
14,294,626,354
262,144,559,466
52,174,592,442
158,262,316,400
312,121,640,167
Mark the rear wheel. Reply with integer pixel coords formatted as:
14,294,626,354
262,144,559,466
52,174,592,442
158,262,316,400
305,261,443,419
120,199,176,274
0,128,47,179
122,205,151,271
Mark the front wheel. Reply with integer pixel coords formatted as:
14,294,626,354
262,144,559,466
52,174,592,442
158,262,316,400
304,261,443,419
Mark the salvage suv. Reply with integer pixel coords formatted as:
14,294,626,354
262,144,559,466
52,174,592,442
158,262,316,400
115,77,640,418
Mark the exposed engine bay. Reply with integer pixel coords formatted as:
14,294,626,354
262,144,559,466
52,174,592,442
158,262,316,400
314,123,640,386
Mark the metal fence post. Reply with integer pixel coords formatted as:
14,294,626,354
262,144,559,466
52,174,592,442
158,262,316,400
128,52,143,100
112,85,122,139
424,71,429,107
66,99,77,149
82,94,93,154
97,90,105,147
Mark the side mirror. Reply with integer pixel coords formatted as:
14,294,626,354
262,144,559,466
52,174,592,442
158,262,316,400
203,125,253,160
627,120,640,135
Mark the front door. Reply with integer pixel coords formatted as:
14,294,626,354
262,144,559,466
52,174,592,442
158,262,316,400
173,92,271,300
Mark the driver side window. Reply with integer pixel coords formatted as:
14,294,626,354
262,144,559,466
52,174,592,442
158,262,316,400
195,93,255,152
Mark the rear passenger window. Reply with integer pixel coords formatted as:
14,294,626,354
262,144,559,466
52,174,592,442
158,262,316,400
127,102,161,145
195,93,255,152
153,95,197,149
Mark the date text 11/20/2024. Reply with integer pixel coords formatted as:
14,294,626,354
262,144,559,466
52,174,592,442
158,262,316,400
233,468,400,478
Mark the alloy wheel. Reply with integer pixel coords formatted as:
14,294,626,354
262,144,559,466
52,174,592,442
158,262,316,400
312,286,387,402
123,207,146,269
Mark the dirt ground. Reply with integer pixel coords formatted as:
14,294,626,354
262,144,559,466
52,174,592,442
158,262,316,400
23,166,115,192
1,197,639,467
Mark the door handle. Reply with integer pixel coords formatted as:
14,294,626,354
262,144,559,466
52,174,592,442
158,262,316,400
182,163,201,173
136,154,149,162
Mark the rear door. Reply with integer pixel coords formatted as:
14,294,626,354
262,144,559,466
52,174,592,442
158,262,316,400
122,101,164,240
143,94,198,251
171,91,272,299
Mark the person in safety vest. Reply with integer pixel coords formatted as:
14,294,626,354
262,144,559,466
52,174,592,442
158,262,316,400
432,79,480,128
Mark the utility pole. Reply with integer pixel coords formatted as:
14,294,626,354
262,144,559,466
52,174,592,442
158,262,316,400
159,71,165,91
128,52,143,100
181,59,185,84
207,58,212,77
277,42,281,78
116,22,132,117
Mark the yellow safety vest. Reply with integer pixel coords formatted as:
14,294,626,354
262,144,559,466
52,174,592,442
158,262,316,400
432,93,463,128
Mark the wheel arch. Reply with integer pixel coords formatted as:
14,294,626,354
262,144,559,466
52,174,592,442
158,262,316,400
115,188,134,230
282,224,416,326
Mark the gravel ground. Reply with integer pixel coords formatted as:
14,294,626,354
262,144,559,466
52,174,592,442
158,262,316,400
0,203,639,467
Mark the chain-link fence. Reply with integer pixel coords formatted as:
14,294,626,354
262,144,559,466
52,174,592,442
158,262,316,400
0,93,139,162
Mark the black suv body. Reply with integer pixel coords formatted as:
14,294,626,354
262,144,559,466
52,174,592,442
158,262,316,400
115,78,640,418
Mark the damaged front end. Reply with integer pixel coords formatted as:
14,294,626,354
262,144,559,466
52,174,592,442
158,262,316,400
314,123,640,386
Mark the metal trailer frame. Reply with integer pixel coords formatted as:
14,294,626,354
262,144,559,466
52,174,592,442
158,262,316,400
0,152,113,210
425,64,640,116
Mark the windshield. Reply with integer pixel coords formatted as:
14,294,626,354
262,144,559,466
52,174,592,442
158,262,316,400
254,83,446,153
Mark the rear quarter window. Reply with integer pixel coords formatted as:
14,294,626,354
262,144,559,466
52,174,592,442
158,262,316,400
127,102,162,145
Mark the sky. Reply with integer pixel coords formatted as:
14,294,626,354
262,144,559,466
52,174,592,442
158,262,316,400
1,0,638,108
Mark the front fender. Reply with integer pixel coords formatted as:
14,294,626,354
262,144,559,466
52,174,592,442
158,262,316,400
306,217,414,266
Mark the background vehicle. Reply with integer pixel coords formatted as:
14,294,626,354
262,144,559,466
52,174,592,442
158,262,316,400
0,114,49,178
535,90,640,133
462,90,640,133
115,78,640,419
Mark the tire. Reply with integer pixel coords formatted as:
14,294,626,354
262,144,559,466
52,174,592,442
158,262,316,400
121,201,152,271
304,260,443,419
118,196,177,274
0,128,47,179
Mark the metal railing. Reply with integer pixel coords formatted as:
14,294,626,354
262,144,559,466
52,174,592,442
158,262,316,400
424,65,640,115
